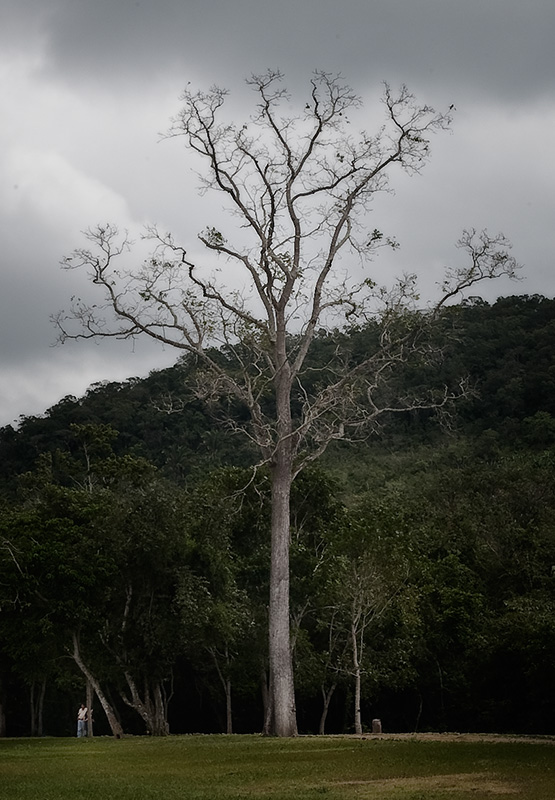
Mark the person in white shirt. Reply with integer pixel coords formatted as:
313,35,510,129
77,704,88,737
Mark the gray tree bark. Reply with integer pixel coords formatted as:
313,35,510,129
351,618,363,735
268,358,297,737
86,679,94,738
269,460,297,736
120,674,169,736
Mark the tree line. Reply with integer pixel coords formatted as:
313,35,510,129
2,294,555,737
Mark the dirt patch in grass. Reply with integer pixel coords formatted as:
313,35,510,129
335,732,555,746
335,771,519,794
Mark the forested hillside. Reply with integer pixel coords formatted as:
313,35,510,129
1,294,555,737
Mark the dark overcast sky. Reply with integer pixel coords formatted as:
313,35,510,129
1,0,554,426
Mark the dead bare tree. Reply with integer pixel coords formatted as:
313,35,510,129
54,71,518,736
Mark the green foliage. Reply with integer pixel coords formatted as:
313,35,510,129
3,294,555,735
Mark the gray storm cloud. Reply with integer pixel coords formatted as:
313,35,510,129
1,0,553,426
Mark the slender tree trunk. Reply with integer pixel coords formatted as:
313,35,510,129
414,692,423,733
161,673,173,724
209,646,233,734
30,682,37,736
261,667,272,735
38,679,46,737
71,633,124,738
319,682,337,735
224,677,232,735
30,679,47,736
351,620,362,735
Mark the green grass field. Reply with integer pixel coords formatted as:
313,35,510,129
1,734,554,799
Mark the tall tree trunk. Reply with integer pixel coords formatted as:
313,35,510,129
351,620,362,735
71,633,124,738
209,646,233,734
267,349,297,737
268,444,297,736
37,678,45,737
224,677,232,735
86,680,94,738
30,682,37,737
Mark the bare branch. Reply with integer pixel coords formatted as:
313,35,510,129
435,228,521,311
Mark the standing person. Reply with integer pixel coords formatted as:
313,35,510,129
77,703,88,737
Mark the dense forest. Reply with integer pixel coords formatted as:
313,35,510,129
2,294,555,737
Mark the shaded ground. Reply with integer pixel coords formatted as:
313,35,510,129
343,732,555,745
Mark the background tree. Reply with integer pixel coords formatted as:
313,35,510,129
0,480,125,736
175,467,265,734
55,71,517,735
0,427,193,737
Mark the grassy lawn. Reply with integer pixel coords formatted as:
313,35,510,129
1,734,555,800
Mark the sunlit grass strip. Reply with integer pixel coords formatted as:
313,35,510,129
1,735,555,799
